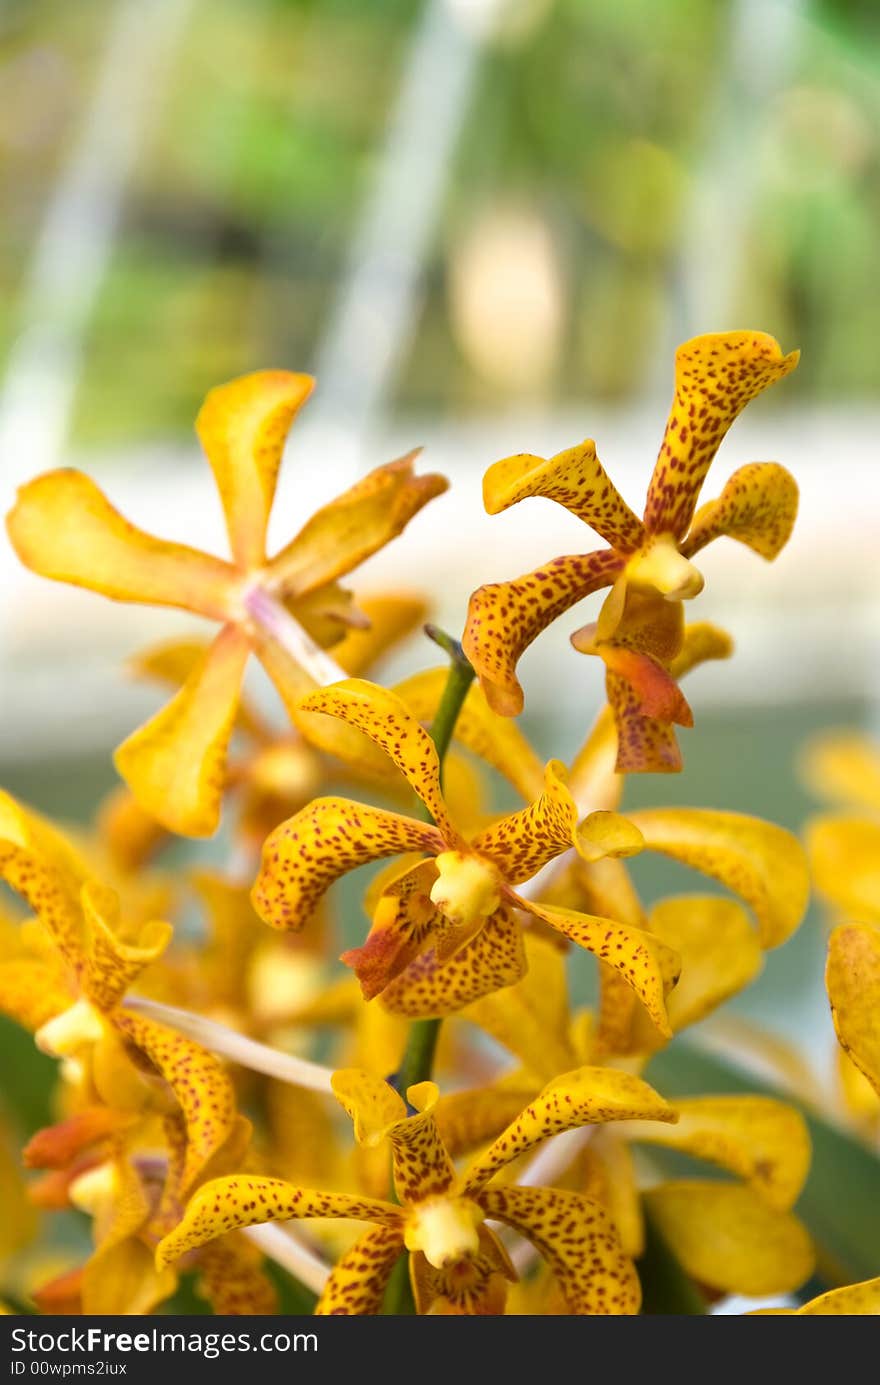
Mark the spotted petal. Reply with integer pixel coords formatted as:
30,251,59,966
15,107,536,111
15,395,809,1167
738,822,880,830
115,624,251,838
789,1277,880,1315
462,1067,675,1195
604,663,691,775
196,1234,278,1315
343,860,442,1000
471,760,579,883
395,668,546,803
295,680,458,836
643,331,799,539
379,907,527,1018
826,923,880,1097
252,797,441,932
156,1177,403,1268
514,897,679,1037
385,1082,458,1204
0,791,91,966
81,883,172,1013
477,1185,641,1315
482,441,645,552
643,1181,814,1296
316,1225,405,1315
7,469,238,619
681,462,798,560
625,808,809,948
268,451,448,596
462,549,623,716
114,1011,236,1193
196,370,314,569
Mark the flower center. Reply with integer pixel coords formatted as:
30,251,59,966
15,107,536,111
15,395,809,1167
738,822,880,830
429,852,502,930
404,1196,484,1270
36,998,106,1058
625,534,704,601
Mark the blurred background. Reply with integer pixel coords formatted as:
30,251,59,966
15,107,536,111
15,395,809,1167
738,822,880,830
1,0,880,1127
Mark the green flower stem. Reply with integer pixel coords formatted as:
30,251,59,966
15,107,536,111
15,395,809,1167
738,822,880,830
382,628,475,1315
393,1015,442,1099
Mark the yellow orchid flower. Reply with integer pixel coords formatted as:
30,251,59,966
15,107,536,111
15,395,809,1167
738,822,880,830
251,678,683,1026
449,936,813,1299
463,331,798,771
157,1064,678,1315
252,678,806,1028
0,789,237,1197
6,373,447,837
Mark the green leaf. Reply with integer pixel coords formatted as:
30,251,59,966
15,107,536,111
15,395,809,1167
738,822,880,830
648,1041,880,1287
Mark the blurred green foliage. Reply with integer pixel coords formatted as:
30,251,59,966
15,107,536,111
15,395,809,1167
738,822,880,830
1,0,879,447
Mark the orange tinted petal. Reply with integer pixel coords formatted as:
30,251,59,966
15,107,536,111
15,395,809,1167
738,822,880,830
343,860,441,1000
482,441,645,552
196,370,314,569
115,624,250,838
7,469,237,618
462,550,623,716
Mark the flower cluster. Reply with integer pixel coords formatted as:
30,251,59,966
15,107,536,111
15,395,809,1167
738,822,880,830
0,334,875,1317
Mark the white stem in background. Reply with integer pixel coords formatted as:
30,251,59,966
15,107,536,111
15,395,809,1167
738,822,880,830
124,996,335,1094
243,1223,331,1294
244,585,347,688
